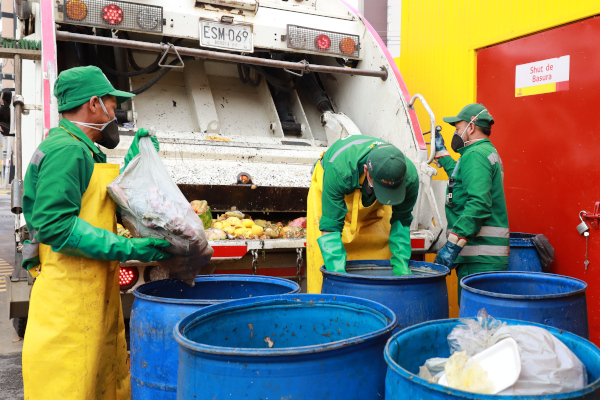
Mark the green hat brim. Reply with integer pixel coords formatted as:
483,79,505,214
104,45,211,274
443,116,462,126
373,177,407,206
57,89,135,112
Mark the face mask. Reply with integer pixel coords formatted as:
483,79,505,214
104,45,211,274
361,176,376,207
449,109,487,152
71,98,120,149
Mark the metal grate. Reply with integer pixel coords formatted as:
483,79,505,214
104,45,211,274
62,0,163,34
287,25,359,58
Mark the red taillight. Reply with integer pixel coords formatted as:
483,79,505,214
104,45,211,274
119,267,138,289
103,4,123,25
315,34,331,50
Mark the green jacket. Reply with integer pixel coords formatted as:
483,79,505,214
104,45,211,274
438,139,509,264
319,135,419,232
23,119,106,250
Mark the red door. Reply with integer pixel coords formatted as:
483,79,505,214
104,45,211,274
477,16,600,343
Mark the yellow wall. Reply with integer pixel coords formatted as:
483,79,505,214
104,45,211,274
396,1,600,317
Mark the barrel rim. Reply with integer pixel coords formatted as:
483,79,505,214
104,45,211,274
173,293,397,357
133,274,300,305
384,317,600,399
460,271,588,300
320,260,450,282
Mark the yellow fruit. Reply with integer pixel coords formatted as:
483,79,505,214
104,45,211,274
213,221,223,230
242,219,254,228
117,223,124,229
234,227,246,237
226,217,241,226
251,225,264,236
223,226,235,235
244,229,253,237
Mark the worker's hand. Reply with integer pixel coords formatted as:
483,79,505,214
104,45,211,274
434,234,465,269
317,232,347,273
129,238,172,262
123,128,160,169
389,222,412,275
434,129,450,159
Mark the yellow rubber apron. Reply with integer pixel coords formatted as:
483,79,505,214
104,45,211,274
307,161,393,293
22,163,130,400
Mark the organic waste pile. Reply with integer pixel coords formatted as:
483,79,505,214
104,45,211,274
107,136,214,286
418,309,587,396
190,201,307,241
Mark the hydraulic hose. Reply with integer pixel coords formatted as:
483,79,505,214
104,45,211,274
130,56,194,95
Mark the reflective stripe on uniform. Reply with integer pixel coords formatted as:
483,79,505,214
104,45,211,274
449,226,509,239
459,245,510,257
23,238,39,259
328,139,372,163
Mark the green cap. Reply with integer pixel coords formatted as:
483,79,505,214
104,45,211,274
442,103,494,128
366,144,407,206
54,66,135,112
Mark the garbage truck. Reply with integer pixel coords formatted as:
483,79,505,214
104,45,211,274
4,0,448,336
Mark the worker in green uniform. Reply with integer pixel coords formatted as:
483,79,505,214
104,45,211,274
21,66,172,400
433,103,509,302
307,135,420,293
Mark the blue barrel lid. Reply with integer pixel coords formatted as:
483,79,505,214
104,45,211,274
460,271,587,300
133,274,300,305
384,317,600,399
320,260,449,282
173,293,397,357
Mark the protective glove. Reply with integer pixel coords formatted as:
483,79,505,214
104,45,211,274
55,217,172,263
123,128,160,170
317,231,347,273
434,233,466,269
389,221,412,275
434,128,450,159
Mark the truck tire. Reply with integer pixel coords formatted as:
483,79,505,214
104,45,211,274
12,317,27,338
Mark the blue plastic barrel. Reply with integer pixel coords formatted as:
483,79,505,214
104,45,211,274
174,294,397,400
508,232,543,272
384,318,600,399
130,275,300,400
460,271,589,339
321,260,449,331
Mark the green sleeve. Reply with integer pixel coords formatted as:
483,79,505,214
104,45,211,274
438,155,458,176
390,174,419,227
319,165,354,232
451,152,493,240
29,145,94,248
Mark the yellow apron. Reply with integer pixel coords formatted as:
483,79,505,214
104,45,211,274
307,161,393,293
23,163,131,400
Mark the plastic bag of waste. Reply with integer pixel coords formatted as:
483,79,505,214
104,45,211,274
494,325,586,395
444,351,494,394
447,309,507,356
108,136,214,286
532,234,554,272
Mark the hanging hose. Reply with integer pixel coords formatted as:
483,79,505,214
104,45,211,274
237,63,297,92
121,32,170,73
129,56,194,95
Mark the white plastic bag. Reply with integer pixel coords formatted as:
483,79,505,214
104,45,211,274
447,309,508,356
108,136,214,285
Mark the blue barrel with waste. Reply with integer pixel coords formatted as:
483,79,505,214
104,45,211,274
130,275,300,400
508,232,543,272
174,294,397,399
460,271,589,339
321,260,450,332
384,318,600,399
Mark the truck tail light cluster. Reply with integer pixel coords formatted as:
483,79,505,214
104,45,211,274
119,266,139,290
62,0,163,33
287,25,360,58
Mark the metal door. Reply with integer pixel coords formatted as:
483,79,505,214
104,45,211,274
477,16,600,343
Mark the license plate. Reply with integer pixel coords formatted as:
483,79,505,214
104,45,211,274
200,20,253,53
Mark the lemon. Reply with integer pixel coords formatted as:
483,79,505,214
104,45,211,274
251,225,264,236
213,221,223,230
242,219,254,228
234,227,246,237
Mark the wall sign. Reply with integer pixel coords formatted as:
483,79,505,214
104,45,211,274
515,55,570,97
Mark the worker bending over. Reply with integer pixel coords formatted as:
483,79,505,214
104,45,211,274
21,66,172,400
434,103,509,301
307,135,419,293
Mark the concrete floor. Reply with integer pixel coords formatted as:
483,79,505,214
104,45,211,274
0,191,24,399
